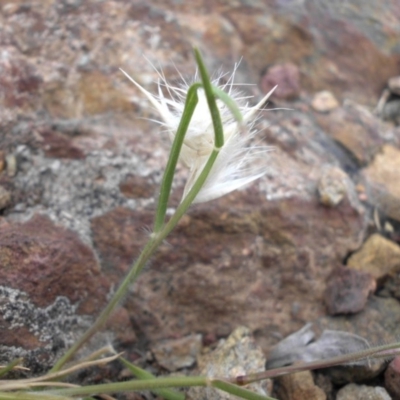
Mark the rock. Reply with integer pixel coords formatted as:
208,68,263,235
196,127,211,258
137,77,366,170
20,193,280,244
151,334,202,372
382,100,400,124
261,63,301,100
224,2,400,106
363,145,400,221
317,166,353,207
5,154,17,177
337,383,391,400
311,91,339,113
0,46,42,113
0,214,134,371
313,373,334,400
347,233,400,280
119,174,156,199
0,186,12,210
274,370,326,400
91,207,154,279
0,214,106,313
314,296,399,384
187,327,271,400
92,175,367,351
388,76,400,95
324,266,376,315
0,151,5,174
385,356,400,400
267,297,400,384
36,127,85,159
316,101,388,166
260,106,362,178
266,323,370,372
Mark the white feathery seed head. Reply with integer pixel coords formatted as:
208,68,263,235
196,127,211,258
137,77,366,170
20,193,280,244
121,66,275,203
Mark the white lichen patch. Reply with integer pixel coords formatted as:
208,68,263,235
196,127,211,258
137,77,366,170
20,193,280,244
0,285,92,371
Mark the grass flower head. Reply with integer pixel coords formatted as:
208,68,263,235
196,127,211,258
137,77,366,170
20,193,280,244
121,64,275,204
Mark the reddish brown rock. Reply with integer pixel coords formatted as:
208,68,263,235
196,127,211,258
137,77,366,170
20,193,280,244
91,207,154,279
385,356,400,400
324,266,376,315
0,46,42,111
261,63,301,100
0,214,135,371
36,127,85,159
119,174,156,199
91,177,367,352
0,214,107,314
224,3,400,106
2,0,398,134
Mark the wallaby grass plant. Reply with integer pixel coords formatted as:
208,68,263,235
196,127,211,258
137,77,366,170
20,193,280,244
1,48,400,400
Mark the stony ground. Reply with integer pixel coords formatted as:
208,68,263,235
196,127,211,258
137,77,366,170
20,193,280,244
1,1,400,399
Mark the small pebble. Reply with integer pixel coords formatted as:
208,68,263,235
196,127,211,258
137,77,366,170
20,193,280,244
336,383,391,400
388,76,400,95
5,154,17,177
324,265,376,315
275,370,326,400
261,63,300,100
317,166,348,207
347,233,400,280
151,334,202,372
311,90,339,112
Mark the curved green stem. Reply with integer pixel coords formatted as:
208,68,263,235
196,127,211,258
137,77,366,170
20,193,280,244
154,83,201,232
194,48,224,149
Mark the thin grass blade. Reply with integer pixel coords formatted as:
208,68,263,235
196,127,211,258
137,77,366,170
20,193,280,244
119,357,184,400
212,379,277,400
0,360,23,379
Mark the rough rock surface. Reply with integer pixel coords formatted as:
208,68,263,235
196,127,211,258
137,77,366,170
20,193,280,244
324,265,376,315
347,233,400,280
187,327,272,400
314,296,400,384
274,370,326,400
151,334,202,372
363,145,400,221
261,63,301,100
336,383,391,400
0,1,399,397
385,356,400,400
311,91,339,113
315,101,391,166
